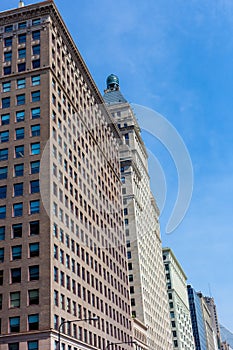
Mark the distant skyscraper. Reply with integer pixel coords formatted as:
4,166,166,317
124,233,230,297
0,2,132,350
188,285,208,350
199,294,216,350
204,297,222,350
162,248,195,350
103,74,173,350
221,341,230,350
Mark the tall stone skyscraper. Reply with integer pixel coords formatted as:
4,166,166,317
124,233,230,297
103,75,173,350
0,2,133,349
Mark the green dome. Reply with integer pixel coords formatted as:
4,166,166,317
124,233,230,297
106,74,119,89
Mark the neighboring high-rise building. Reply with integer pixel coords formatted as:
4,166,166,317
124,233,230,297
132,319,148,350
162,248,195,350
199,293,216,350
188,285,208,350
103,75,173,350
0,2,133,350
204,297,221,350
221,341,230,350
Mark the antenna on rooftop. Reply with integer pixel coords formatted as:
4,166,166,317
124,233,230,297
18,0,25,8
208,283,212,297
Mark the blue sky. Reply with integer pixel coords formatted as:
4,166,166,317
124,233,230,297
2,0,233,331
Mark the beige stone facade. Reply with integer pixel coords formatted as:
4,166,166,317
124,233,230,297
198,294,216,350
204,297,222,350
0,2,133,350
132,318,147,350
221,341,230,350
103,82,173,350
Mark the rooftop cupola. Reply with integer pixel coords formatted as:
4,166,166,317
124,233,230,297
106,74,120,91
18,1,25,7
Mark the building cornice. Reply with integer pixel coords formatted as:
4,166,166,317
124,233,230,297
163,247,187,280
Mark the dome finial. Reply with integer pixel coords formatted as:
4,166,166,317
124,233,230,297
106,74,120,91
18,0,25,7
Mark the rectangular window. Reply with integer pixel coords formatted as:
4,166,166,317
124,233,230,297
30,180,40,193
31,91,40,102
0,186,7,199
1,114,10,125
15,145,24,158
30,221,39,235
14,183,23,196
28,341,38,350
32,18,41,26
31,107,40,119
0,149,8,161
4,37,13,47
15,128,24,140
0,131,9,143
12,245,22,260
31,75,40,86
32,45,40,55
13,203,23,217
5,25,13,33
18,63,26,72
0,248,4,262
8,343,19,350
0,294,2,309
16,94,25,105
31,143,40,155
0,206,6,219
17,78,26,89
29,243,39,257
32,59,40,69
12,223,22,238
29,265,39,280
4,51,12,62
14,164,24,177
2,97,10,108
0,226,5,240
2,81,11,92
30,200,40,214
18,48,26,59
0,167,7,180
30,160,40,174
11,268,21,283
18,33,26,44
19,21,27,29
9,316,20,332
16,110,25,122
4,66,12,75
10,292,20,308
32,30,40,40
31,124,40,137
28,289,39,305
54,267,58,282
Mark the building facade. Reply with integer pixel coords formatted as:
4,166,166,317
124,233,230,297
132,319,148,350
187,285,208,350
204,297,221,350
0,2,133,350
103,75,173,350
221,341,230,350
199,294,216,350
162,248,195,350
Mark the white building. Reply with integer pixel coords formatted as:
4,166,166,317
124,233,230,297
103,74,173,350
163,248,195,350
